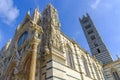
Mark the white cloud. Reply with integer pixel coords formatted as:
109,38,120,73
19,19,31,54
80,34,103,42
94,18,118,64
91,0,101,9
0,0,19,25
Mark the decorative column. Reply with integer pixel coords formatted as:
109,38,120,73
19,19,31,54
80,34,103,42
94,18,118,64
86,53,96,79
28,22,43,80
28,38,39,80
73,44,84,80
96,62,104,80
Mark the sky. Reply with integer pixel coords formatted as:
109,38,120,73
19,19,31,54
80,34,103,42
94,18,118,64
0,0,120,60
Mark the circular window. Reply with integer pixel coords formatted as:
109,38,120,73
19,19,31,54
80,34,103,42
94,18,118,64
18,31,28,48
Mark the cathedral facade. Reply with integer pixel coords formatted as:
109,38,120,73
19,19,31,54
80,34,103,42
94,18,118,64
0,3,119,80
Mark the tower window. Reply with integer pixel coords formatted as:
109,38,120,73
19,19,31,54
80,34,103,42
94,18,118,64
85,24,91,29
94,42,98,47
90,35,96,40
87,29,93,34
97,48,101,53
83,19,88,23
18,31,28,48
113,71,120,80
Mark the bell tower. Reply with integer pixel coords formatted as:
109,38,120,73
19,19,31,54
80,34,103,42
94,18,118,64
79,13,113,64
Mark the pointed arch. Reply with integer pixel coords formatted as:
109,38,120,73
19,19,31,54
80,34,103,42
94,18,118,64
93,63,100,80
111,68,120,80
14,53,32,80
81,55,90,77
20,53,32,79
65,44,75,69
5,61,16,80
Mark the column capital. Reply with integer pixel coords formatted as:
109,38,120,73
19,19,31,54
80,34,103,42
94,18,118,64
30,20,43,34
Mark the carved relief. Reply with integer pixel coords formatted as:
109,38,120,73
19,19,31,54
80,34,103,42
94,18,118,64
51,28,62,50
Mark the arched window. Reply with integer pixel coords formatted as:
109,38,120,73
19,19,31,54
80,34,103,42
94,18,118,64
66,46,75,69
18,31,28,48
111,68,120,80
93,63,100,80
81,56,90,77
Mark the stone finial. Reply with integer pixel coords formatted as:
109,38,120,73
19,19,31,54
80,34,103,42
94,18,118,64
33,8,41,23
86,13,90,17
82,15,86,19
45,3,57,12
27,10,30,15
5,39,11,50
81,13,89,19
47,3,53,8
16,24,20,31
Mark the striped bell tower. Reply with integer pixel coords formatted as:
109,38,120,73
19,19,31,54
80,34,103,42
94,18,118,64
79,13,113,65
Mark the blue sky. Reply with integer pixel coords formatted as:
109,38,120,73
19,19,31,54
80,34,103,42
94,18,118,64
0,0,120,60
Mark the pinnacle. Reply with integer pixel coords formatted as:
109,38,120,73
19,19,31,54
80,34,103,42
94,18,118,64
47,3,53,7
35,7,39,12
46,3,56,10
27,10,30,15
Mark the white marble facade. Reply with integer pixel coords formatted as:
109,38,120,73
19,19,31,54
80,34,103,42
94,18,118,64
0,3,119,80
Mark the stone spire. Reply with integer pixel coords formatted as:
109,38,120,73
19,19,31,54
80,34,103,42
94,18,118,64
47,3,54,9
33,8,41,23
27,9,30,15
40,3,61,54
42,3,60,28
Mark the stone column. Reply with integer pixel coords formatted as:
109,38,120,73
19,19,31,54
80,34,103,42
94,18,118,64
86,54,96,79
73,44,84,80
28,38,40,80
28,22,43,80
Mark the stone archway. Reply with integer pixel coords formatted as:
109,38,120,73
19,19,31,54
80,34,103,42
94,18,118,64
14,53,32,80
4,61,16,80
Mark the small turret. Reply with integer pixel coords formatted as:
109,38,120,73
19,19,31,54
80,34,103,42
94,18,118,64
27,10,30,15
40,3,61,54
33,8,41,24
42,3,60,28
